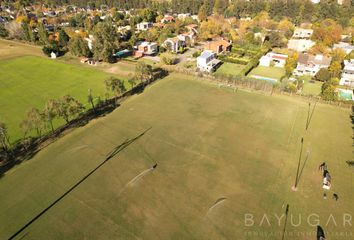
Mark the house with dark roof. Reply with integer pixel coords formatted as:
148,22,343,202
294,53,332,76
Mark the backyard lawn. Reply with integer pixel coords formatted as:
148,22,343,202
214,62,245,76
248,66,286,81
0,73,352,239
301,76,322,96
0,55,127,142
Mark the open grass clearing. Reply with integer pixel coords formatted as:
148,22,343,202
0,73,352,239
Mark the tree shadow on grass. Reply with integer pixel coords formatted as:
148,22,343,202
0,69,167,177
8,127,151,240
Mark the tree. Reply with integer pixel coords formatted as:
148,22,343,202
57,95,84,123
135,62,154,85
315,68,331,82
21,108,45,137
68,35,91,57
87,89,96,111
285,52,298,77
92,22,120,63
43,99,59,133
58,29,70,48
321,77,339,101
37,22,49,45
0,24,9,38
128,78,136,89
0,122,10,151
198,4,207,22
328,61,342,78
5,21,23,39
105,77,126,97
160,52,178,65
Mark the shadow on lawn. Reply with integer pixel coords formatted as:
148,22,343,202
0,68,167,178
8,127,151,240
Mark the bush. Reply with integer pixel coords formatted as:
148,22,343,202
192,50,201,58
160,53,178,65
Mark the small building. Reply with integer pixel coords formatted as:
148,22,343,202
259,52,288,68
136,22,153,31
287,39,315,52
134,41,158,57
161,15,174,24
339,59,354,87
163,37,185,53
197,50,222,72
292,27,313,39
177,33,195,46
177,13,191,20
294,53,332,76
287,27,315,52
50,52,57,59
204,39,232,54
333,42,354,55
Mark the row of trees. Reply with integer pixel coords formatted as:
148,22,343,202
0,61,155,154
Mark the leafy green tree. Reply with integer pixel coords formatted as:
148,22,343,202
321,77,339,101
68,35,91,57
43,99,59,133
58,29,70,48
21,108,45,137
37,22,49,45
135,62,154,85
105,77,126,97
87,89,96,111
21,21,31,42
57,95,84,123
0,122,10,151
128,78,136,89
0,24,9,38
92,22,120,63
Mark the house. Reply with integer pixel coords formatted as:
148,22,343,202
339,60,354,87
292,28,313,39
134,41,158,57
163,37,185,53
177,13,191,20
204,39,232,54
333,42,354,54
288,39,315,52
185,24,198,35
136,22,153,31
161,15,174,24
197,50,222,72
259,52,288,68
177,33,195,46
287,27,315,52
294,53,332,76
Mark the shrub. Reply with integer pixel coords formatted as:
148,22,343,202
160,53,178,65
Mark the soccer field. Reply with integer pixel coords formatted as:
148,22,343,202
0,55,125,142
0,73,353,239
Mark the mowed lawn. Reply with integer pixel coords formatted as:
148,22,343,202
0,56,125,142
0,73,353,239
248,66,286,80
214,62,245,76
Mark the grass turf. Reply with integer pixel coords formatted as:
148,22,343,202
248,66,286,80
214,62,245,76
0,55,127,142
0,73,352,239
301,76,322,96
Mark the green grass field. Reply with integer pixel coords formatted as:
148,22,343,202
214,62,245,76
0,55,126,142
248,66,286,81
0,73,352,239
301,76,322,96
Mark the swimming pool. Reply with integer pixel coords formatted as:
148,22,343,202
338,89,354,101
